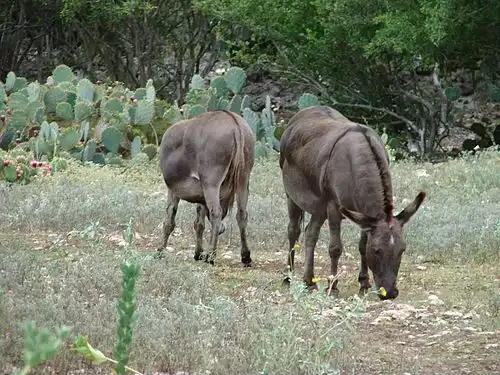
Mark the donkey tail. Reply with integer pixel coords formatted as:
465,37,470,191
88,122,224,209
223,111,247,211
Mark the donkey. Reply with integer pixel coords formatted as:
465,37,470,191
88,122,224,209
157,110,255,266
279,106,425,299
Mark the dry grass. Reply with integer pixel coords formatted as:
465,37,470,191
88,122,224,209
0,149,499,375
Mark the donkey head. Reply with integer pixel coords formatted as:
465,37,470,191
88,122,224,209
340,192,426,300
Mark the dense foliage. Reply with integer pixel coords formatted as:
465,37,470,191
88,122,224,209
1,0,499,156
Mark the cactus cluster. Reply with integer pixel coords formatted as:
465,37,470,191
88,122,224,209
168,67,283,153
0,65,159,165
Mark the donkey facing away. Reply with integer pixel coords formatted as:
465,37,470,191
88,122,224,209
279,106,426,300
156,110,255,266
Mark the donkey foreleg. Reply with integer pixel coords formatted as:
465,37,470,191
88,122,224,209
357,231,371,295
303,213,326,289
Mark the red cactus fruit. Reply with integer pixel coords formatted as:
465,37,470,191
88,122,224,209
34,130,39,137
37,161,43,167
3,160,9,167
30,160,38,168
130,96,136,101
0,114,5,121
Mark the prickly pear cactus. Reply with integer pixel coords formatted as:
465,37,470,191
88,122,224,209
134,100,154,126
44,87,66,113
56,102,74,121
226,67,246,95
5,72,16,92
101,126,122,153
243,107,261,137
52,64,75,85
229,94,243,114
77,79,95,103
190,74,205,90
58,128,80,151
298,93,319,110
74,101,93,123
142,144,157,160
83,139,97,161
164,102,182,124
186,104,205,119
131,136,141,158
146,79,156,102
210,76,228,99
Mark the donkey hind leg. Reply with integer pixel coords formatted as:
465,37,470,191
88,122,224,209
283,197,304,285
235,180,252,267
303,213,327,290
202,185,223,265
193,204,207,261
157,189,180,254
326,205,343,295
357,231,371,295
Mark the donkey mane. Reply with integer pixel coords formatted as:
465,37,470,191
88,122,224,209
317,109,393,221
357,127,394,221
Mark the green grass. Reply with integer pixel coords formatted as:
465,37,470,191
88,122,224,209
0,149,499,374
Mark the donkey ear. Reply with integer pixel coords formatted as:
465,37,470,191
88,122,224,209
340,207,378,231
395,191,426,226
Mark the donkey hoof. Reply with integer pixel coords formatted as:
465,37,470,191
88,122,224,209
194,252,203,261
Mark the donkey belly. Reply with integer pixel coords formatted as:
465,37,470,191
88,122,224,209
282,162,326,215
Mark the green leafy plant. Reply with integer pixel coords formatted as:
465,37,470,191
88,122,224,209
15,321,69,375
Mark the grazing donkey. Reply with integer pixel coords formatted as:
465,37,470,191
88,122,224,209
157,110,255,266
279,106,425,299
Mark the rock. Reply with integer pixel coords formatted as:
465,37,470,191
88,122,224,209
443,310,463,318
416,265,427,270
428,294,444,305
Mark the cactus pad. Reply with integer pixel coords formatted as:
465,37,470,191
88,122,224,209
243,107,261,137
44,87,66,113
27,81,41,102
134,88,147,100
12,77,28,93
8,92,29,112
77,78,95,103
134,100,154,125
146,79,156,102
52,64,75,84
74,101,93,123
5,72,16,91
101,126,122,153
298,93,319,109
102,98,124,114
226,67,246,94
59,129,80,151
131,136,141,158
10,110,28,130
56,102,74,121
164,103,182,124
83,139,97,162
229,94,243,114
142,144,157,160
190,74,205,90
186,104,205,118
92,152,106,165
210,76,228,98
